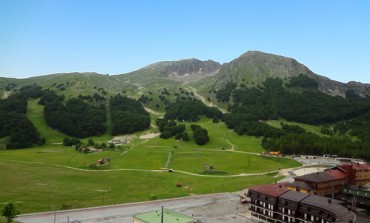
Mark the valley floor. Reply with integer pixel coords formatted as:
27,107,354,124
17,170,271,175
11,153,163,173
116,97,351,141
15,165,338,223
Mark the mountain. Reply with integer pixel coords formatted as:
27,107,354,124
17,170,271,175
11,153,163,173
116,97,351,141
1,51,369,99
0,72,138,99
194,51,370,98
118,58,221,87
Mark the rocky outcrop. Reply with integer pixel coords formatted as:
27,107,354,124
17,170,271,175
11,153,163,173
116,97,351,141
139,58,221,83
164,59,221,83
166,59,221,76
310,75,370,98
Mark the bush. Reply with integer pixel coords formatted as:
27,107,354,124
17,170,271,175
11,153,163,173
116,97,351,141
191,125,209,145
63,137,81,146
1,203,19,223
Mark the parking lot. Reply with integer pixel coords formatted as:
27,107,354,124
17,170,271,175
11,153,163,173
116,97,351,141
17,192,255,223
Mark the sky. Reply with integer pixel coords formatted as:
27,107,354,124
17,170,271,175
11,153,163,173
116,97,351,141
0,0,369,83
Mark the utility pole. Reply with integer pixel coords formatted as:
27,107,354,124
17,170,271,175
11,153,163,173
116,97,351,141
352,197,356,210
48,192,51,211
161,206,164,223
53,209,56,223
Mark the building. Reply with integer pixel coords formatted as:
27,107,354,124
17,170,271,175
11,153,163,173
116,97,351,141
342,185,370,207
268,151,281,156
336,163,370,186
247,183,289,221
286,170,348,196
107,139,127,145
247,183,356,223
133,208,197,223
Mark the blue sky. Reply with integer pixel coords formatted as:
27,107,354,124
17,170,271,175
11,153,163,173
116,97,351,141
0,0,369,83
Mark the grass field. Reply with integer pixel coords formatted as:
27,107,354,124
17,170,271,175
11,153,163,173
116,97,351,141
0,159,283,213
0,100,301,214
0,216,20,223
265,119,324,136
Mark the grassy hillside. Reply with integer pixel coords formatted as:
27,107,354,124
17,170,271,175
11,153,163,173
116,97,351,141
26,99,67,144
264,119,325,137
0,100,301,213
1,73,139,100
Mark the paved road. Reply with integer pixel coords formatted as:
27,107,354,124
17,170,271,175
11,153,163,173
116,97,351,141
16,192,254,223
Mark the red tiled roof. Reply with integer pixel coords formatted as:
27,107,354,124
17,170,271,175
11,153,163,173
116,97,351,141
327,169,348,180
352,163,370,170
249,183,288,197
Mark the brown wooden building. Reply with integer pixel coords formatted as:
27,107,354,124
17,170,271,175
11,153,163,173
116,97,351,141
336,163,370,186
247,183,356,223
287,170,348,196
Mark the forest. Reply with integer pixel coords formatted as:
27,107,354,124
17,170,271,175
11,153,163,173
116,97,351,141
217,75,370,159
164,99,222,121
0,85,45,149
110,94,150,135
44,98,107,138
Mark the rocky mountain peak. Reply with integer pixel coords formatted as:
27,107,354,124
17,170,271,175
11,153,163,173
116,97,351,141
166,58,221,76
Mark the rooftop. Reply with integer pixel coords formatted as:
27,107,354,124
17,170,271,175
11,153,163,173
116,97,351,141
338,163,370,171
352,163,370,170
249,183,288,197
301,195,354,223
287,181,314,191
294,169,347,183
279,190,310,202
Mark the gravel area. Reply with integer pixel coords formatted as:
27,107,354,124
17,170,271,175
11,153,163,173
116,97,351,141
16,192,255,223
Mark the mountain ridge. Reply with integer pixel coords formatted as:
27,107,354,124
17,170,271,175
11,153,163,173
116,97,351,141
1,51,369,99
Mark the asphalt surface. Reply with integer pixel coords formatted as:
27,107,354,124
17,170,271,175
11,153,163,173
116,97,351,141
16,192,254,223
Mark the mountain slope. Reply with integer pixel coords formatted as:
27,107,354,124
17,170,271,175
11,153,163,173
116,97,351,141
1,51,369,100
1,72,138,99
116,58,221,88
192,51,370,98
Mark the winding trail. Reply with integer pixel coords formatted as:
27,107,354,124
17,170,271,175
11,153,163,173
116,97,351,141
185,86,227,113
0,157,299,178
144,107,164,117
225,139,235,151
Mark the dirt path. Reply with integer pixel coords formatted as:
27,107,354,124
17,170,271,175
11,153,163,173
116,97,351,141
139,132,160,139
144,107,164,117
225,139,235,151
185,86,227,113
0,158,288,178
1,91,11,99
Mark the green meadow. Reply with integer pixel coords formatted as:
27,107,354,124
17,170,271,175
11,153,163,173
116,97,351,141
0,99,301,213
265,119,324,136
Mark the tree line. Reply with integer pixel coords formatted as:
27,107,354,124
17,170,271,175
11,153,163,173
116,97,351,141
44,98,107,138
216,76,370,160
110,94,150,135
0,85,45,149
164,99,222,122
